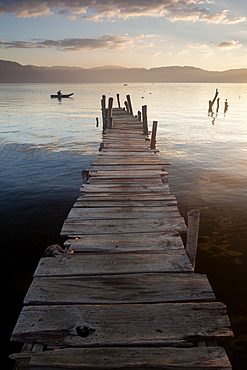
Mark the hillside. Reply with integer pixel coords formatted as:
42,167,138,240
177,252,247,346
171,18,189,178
1,60,247,83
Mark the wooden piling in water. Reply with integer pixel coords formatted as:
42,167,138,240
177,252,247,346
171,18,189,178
150,120,158,149
10,93,233,370
142,104,148,135
126,94,133,115
101,95,107,132
116,93,121,108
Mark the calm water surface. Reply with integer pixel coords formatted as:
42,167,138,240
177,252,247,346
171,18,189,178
1,83,247,369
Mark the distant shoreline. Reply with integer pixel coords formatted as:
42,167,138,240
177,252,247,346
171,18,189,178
1,60,247,83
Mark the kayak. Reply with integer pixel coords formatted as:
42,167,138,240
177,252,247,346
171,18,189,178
50,93,74,98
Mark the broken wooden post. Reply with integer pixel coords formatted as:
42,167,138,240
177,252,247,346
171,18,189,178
96,117,99,127
124,101,129,113
208,89,219,112
126,95,133,115
81,169,91,183
137,111,141,121
142,105,148,135
150,121,158,149
186,209,200,269
107,97,113,128
117,94,121,108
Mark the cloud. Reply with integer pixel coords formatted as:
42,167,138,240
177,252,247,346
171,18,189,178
0,0,245,24
168,8,245,24
0,34,149,51
218,40,242,49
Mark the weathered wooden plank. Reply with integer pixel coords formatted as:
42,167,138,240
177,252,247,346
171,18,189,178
90,170,167,177
10,346,232,369
88,177,164,183
92,165,170,171
61,217,187,236
78,194,172,200
100,148,159,152
100,145,151,149
11,302,233,347
81,183,169,189
80,184,170,193
98,152,157,156
67,206,181,220
24,273,215,305
34,251,193,277
64,231,184,252
74,198,177,208
91,160,170,166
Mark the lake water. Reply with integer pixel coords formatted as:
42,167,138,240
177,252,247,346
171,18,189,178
1,83,247,369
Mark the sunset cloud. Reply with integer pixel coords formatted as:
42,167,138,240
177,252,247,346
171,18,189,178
218,40,242,49
0,35,138,51
0,0,245,24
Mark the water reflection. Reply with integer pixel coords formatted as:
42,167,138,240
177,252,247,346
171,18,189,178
208,88,229,124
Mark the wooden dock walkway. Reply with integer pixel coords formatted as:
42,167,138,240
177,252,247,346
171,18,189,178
10,96,233,369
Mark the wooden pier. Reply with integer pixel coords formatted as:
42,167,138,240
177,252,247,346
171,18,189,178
10,95,233,369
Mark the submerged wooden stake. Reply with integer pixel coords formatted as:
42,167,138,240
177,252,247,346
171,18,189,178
186,209,200,269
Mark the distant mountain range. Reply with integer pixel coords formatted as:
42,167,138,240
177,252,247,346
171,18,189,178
1,60,247,83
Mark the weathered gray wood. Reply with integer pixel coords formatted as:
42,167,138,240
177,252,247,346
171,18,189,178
80,183,170,193
9,346,232,369
11,302,233,347
34,251,193,277
24,273,215,305
186,209,200,269
75,197,177,208
91,159,170,166
74,200,177,209
67,206,181,220
90,170,167,177
61,217,187,236
78,194,173,201
92,165,170,171
64,231,184,252
99,142,159,153
88,177,164,183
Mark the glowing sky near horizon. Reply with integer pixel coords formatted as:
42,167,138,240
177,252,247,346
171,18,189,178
0,0,247,70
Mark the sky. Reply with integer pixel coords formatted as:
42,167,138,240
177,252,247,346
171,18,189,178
0,0,247,71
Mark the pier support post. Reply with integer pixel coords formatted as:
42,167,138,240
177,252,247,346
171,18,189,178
126,95,133,115
150,121,158,149
107,97,113,128
117,94,121,108
186,209,200,269
142,105,148,135
101,95,107,132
